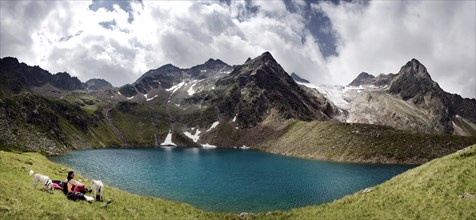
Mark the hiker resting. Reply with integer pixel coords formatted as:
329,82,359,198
65,171,90,194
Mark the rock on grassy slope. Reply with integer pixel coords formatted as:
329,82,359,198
277,144,476,219
257,120,476,164
0,151,234,219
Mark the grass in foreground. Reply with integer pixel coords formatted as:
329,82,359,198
0,151,234,219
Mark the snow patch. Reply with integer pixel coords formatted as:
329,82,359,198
240,145,249,150
184,129,201,142
201,143,217,149
147,95,158,102
207,121,220,132
343,85,364,92
297,82,350,110
117,91,122,96
160,131,176,146
127,96,134,100
232,114,238,122
187,80,198,96
314,85,349,109
166,82,185,95
296,81,318,89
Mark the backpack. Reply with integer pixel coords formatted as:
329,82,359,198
66,192,78,201
66,192,86,201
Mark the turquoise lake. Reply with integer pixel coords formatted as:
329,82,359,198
50,147,414,212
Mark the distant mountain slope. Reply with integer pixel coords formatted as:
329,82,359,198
118,58,233,98
290,72,310,83
85,78,113,91
0,93,119,154
349,72,396,87
284,144,476,219
0,57,84,97
388,59,476,134
300,58,476,136
203,52,334,128
257,120,476,164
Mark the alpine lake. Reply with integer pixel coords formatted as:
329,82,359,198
49,147,414,213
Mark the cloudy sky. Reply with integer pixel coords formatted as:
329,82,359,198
1,0,475,98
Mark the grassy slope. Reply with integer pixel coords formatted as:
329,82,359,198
257,120,476,164
0,151,234,219
276,144,476,219
110,104,168,146
0,93,121,154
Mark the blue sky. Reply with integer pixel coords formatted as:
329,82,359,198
1,0,475,98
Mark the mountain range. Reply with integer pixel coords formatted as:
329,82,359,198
0,52,475,163
301,59,476,136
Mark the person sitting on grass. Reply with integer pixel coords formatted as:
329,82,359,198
64,171,90,194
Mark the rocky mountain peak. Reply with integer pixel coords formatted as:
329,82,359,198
157,64,181,72
194,58,230,73
54,72,73,78
136,63,181,83
0,57,19,65
348,72,396,87
212,52,333,127
226,51,285,80
389,59,438,101
203,58,226,67
399,58,432,80
348,72,375,86
0,57,85,96
254,51,277,64
85,78,113,91
50,72,83,90
236,52,277,70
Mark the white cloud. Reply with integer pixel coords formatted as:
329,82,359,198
0,1,57,63
313,1,476,98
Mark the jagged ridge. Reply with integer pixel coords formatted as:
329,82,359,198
211,52,334,127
